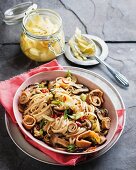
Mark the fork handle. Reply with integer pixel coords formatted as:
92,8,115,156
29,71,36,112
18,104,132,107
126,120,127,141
94,55,129,87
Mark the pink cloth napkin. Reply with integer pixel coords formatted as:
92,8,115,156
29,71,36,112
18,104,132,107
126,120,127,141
0,59,125,166
115,109,125,134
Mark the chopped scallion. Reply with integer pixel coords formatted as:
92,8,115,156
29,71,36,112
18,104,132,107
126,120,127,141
67,144,76,152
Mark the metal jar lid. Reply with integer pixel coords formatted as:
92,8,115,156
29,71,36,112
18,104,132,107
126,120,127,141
3,1,37,25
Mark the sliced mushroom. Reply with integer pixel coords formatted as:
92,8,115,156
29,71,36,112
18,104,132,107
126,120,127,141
48,80,55,90
101,108,109,117
50,135,69,147
70,83,83,89
43,134,50,144
85,119,92,129
72,87,89,95
18,103,27,113
95,108,109,120
95,109,104,120
53,105,66,111
101,117,111,129
22,115,36,130
41,81,48,86
24,84,39,92
24,84,34,90
53,109,64,116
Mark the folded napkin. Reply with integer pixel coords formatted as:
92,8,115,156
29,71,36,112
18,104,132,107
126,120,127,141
0,59,125,166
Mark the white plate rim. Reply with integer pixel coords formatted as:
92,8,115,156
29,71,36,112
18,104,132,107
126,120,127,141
5,66,126,166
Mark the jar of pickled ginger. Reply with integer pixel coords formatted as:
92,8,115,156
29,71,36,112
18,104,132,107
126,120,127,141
20,9,65,62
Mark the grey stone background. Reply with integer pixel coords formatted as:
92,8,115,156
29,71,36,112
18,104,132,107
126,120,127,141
0,0,136,170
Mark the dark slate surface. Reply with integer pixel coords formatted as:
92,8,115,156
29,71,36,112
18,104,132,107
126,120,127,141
0,0,136,169
0,0,136,42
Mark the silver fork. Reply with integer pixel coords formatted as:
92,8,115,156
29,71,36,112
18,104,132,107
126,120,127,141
74,35,129,87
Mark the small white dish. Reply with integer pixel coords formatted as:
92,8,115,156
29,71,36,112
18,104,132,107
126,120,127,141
65,35,108,66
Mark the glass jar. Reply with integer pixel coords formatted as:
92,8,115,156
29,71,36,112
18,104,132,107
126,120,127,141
20,9,65,62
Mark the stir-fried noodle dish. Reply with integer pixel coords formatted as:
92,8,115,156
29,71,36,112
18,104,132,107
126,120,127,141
18,72,111,153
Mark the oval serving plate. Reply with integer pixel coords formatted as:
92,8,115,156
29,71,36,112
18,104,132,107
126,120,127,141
5,66,126,165
13,70,118,155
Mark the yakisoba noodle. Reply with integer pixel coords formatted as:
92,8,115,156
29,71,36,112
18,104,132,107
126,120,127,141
18,72,111,153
